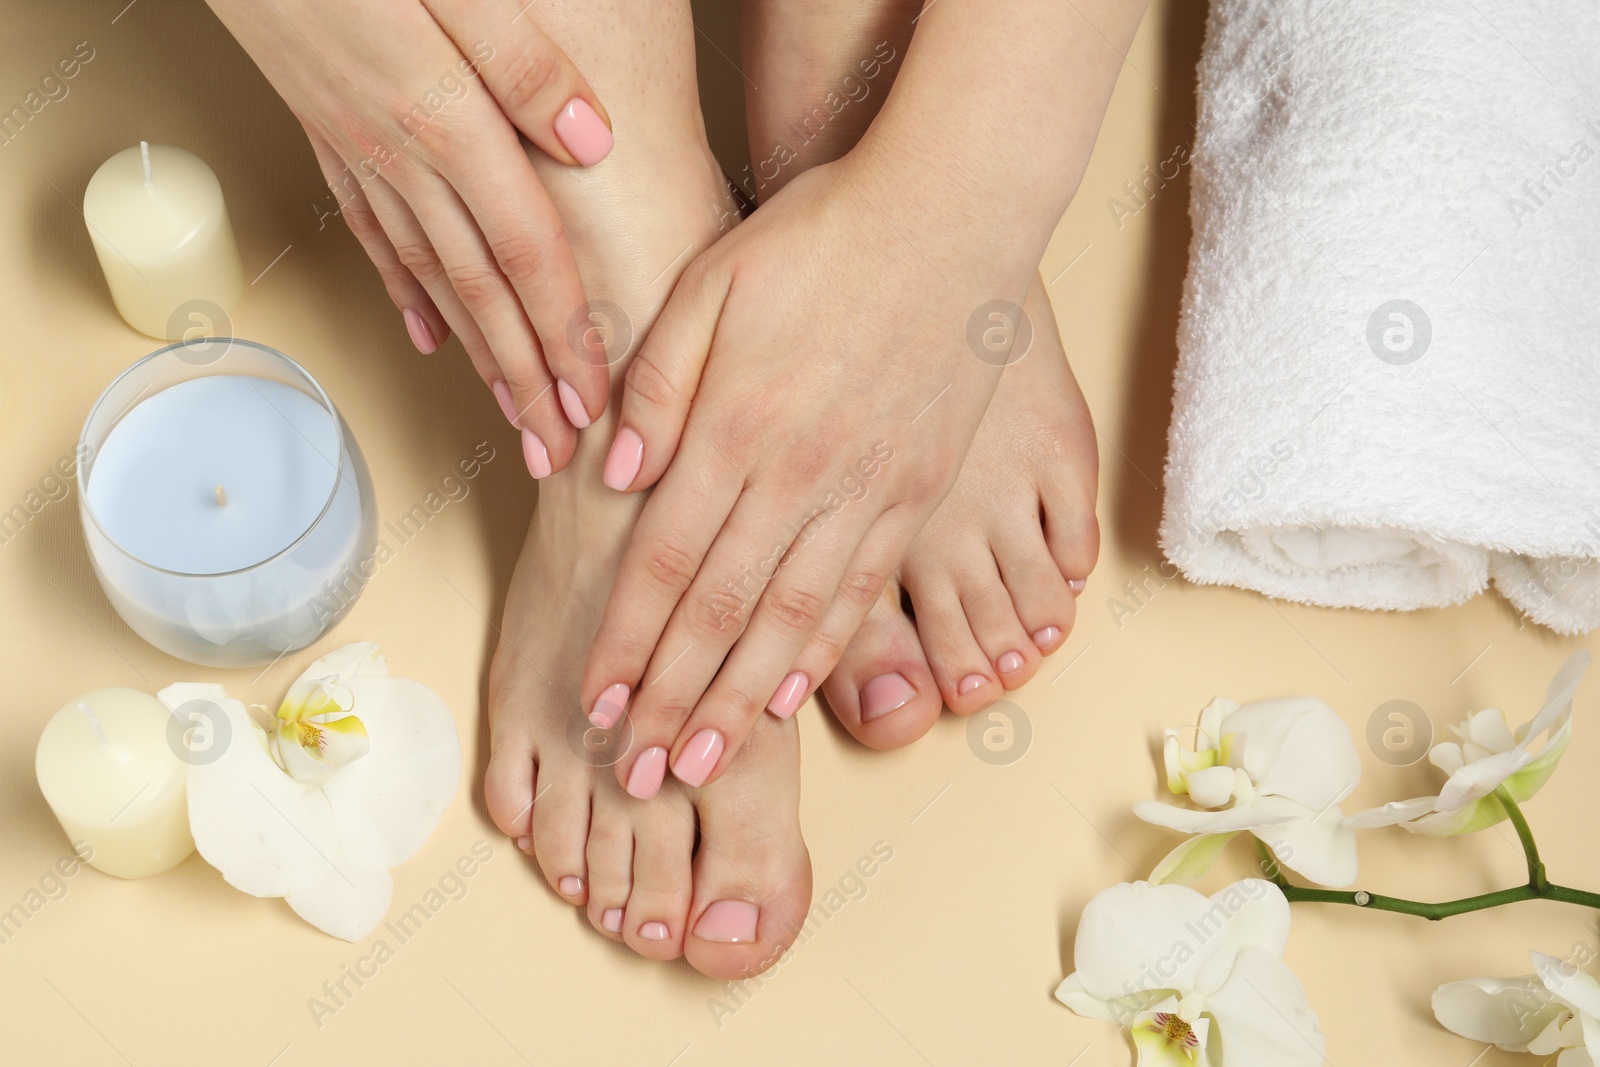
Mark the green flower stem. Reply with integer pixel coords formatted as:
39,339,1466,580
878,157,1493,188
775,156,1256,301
1496,787,1547,892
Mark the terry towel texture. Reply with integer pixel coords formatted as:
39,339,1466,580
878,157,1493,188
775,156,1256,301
1162,0,1600,633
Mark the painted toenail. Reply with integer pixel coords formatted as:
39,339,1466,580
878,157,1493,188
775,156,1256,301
1031,626,1062,648
556,378,592,428
997,650,1026,674
602,908,623,933
589,682,630,729
515,835,532,853
625,746,668,799
491,380,521,427
639,921,670,941
559,876,584,898
672,729,725,787
766,671,809,719
521,428,552,479
1068,578,1086,595
694,899,759,943
860,672,916,722
958,673,987,696
603,427,644,491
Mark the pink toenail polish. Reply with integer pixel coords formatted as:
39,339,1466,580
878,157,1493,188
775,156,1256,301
515,835,532,852
603,427,644,491
558,875,584,898
589,683,630,729
1068,578,1086,595
403,308,437,354
958,673,987,696
492,380,521,428
639,921,670,941
554,97,614,167
522,428,552,479
694,899,759,943
766,671,809,719
672,729,725,787
626,746,668,799
556,378,591,428
860,672,916,722
997,650,1026,674
602,908,623,933
1031,625,1062,648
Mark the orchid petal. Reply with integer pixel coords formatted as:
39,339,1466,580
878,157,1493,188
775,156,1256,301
1054,974,1169,1026
1185,766,1237,809
1515,651,1590,748
1558,1046,1596,1067
1197,697,1235,752
1224,697,1361,811
1246,797,1359,887
1464,708,1517,754
1150,834,1239,886
1343,796,1439,829
1535,953,1600,1022
1068,882,1219,1001
1504,721,1572,802
283,862,394,944
1189,880,1291,996
1202,946,1327,1067
1435,750,1533,811
1134,800,1295,835
1432,974,1559,1051
1430,741,1466,776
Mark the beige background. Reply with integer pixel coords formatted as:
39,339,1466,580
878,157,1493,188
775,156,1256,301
2,2,1592,1064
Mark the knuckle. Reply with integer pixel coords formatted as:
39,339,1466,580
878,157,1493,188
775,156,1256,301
836,567,887,612
642,540,697,596
444,261,509,312
638,694,696,731
392,236,446,287
689,587,746,640
625,352,681,413
499,51,562,114
800,627,845,673
760,584,826,636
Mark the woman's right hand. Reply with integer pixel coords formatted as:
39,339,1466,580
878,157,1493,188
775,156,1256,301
207,0,616,474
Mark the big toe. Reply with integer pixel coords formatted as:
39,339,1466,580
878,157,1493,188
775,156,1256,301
818,582,943,750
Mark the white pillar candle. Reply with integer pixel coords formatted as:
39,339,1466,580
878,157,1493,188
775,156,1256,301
34,688,193,879
79,339,377,667
82,142,244,339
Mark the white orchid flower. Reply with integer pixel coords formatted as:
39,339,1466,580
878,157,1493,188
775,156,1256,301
160,642,461,941
1347,652,1589,836
1056,879,1326,1067
1135,695,1362,887
1434,950,1600,1064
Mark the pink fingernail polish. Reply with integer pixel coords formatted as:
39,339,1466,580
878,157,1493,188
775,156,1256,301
626,746,668,799
694,899,759,943
589,683,630,729
639,921,670,941
997,650,1026,674
958,674,987,696
603,427,644,491
1068,578,1086,595
554,97,614,166
521,428,552,479
672,729,725,787
767,671,809,719
861,672,916,722
601,907,623,933
558,875,584,898
492,380,520,427
1032,625,1062,648
556,378,591,428
403,308,437,354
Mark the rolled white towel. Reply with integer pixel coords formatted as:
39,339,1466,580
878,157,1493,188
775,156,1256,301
1161,0,1600,633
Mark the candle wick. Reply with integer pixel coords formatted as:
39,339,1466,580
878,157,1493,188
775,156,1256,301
140,140,153,191
78,702,111,750
215,485,228,507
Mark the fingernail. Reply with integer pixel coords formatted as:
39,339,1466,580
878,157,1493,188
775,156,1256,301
589,683,630,729
515,835,532,852
522,428,552,479
601,907,623,933
861,672,916,722
1068,578,1086,595
558,875,584,898
492,380,520,427
603,427,644,491
555,97,614,166
694,899,759,943
997,650,1026,674
626,746,668,799
767,671,809,719
639,921,670,942
557,378,591,428
671,729,725,787
403,308,437,354
1031,625,1062,648
958,673,987,696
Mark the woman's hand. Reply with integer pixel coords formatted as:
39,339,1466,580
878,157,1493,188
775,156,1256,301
207,0,615,473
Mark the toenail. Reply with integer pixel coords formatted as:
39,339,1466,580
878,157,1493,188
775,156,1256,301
556,379,592,428
603,427,644,491
1031,625,1062,648
639,921,671,942
522,428,552,479
558,875,584,898
766,671,809,719
515,835,532,853
860,672,916,722
671,729,725,787
625,746,668,799
694,899,759,943
601,908,623,933
997,650,1026,674
958,673,987,696
589,682,630,729
1068,578,1086,595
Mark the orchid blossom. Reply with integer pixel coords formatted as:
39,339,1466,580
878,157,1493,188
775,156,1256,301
1434,950,1600,1064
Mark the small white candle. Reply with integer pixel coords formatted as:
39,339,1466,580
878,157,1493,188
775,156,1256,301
82,142,244,339
34,688,194,879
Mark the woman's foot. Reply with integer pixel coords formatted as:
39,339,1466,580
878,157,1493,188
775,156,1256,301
820,276,1100,747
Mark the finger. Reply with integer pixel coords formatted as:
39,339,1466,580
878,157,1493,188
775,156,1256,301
306,133,448,355
602,261,726,493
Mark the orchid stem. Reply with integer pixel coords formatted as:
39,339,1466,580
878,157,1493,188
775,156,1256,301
1495,787,1547,892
